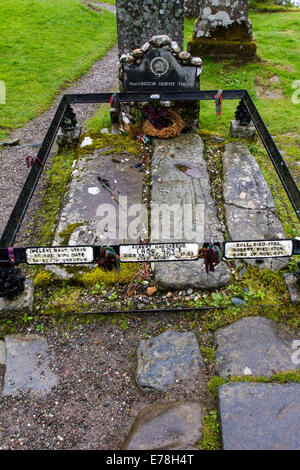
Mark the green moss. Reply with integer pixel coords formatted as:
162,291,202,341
186,263,300,332
34,270,55,288
208,370,300,400
43,289,82,315
200,345,216,362
188,37,257,60
199,21,253,42
78,133,142,158
59,223,83,245
33,152,76,245
199,409,222,450
80,263,140,287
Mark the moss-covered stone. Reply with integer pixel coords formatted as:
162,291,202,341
34,270,55,288
78,133,142,158
58,223,83,245
80,263,139,287
188,37,257,60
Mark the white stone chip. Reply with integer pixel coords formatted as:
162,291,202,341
243,367,252,376
88,187,100,195
80,136,93,147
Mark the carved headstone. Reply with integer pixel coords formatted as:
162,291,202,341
120,35,202,93
188,0,256,59
119,35,203,129
116,0,185,57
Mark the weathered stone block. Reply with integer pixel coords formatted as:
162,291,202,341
136,330,204,391
123,402,203,450
0,280,34,319
56,125,81,148
284,273,300,304
222,142,288,270
150,134,231,289
215,317,300,377
219,383,300,450
230,120,257,141
188,37,257,60
188,0,256,59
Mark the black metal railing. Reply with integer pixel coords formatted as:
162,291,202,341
1,90,299,250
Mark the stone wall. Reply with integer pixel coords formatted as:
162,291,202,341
116,0,185,57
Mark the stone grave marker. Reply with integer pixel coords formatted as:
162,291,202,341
116,0,185,57
188,0,256,59
120,35,202,93
119,34,203,130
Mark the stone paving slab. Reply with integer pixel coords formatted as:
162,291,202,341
223,142,287,270
219,383,300,450
136,330,204,392
2,335,58,396
49,142,146,279
54,148,145,247
123,402,203,450
215,316,300,377
150,134,231,289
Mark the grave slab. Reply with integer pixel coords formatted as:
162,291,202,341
223,142,287,270
215,316,300,378
188,0,256,59
219,383,300,450
50,139,146,278
136,329,204,391
54,147,145,246
123,402,203,450
2,335,58,396
150,134,231,289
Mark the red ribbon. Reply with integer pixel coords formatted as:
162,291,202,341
26,155,44,168
214,90,223,116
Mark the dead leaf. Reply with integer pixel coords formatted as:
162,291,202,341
146,287,158,296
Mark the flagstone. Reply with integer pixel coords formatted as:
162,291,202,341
219,383,300,450
150,134,231,289
123,401,203,450
215,316,300,377
2,335,58,396
136,329,204,391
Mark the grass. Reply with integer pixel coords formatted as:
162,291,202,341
185,11,300,239
30,151,77,245
94,0,116,4
185,12,300,138
0,0,117,140
208,371,300,400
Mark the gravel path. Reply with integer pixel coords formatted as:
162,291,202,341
0,3,118,242
0,318,212,450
